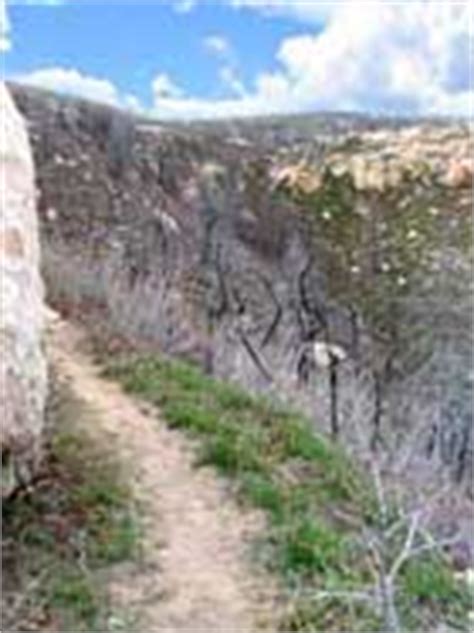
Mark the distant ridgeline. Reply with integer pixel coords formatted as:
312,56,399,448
10,82,473,496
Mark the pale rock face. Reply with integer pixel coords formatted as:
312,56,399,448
444,159,473,189
313,342,347,368
0,83,47,496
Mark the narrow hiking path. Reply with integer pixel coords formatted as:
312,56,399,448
49,319,275,632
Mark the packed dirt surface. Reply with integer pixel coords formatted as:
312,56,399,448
49,319,275,632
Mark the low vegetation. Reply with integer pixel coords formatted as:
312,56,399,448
2,381,140,632
106,355,472,632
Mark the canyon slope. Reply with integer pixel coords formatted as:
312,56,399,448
11,82,473,499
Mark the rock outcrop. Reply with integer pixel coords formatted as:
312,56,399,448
0,83,47,496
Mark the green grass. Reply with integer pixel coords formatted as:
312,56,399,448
1,383,140,632
49,571,100,626
105,354,472,632
399,557,473,631
404,557,462,603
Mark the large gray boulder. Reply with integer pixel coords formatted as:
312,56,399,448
0,82,47,496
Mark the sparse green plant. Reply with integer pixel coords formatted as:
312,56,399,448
1,381,140,632
105,354,471,632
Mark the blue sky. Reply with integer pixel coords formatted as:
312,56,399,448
5,2,308,105
1,1,472,119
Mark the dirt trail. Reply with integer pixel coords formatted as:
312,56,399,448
49,320,274,632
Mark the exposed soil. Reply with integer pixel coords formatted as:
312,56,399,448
49,319,275,632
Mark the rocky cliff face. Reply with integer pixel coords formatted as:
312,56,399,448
1,84,47,496
10,82,473,493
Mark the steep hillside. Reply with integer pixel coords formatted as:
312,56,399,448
10,82,473,517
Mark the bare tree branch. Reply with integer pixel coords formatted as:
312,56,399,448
389,510,421,582
236,325,274,384
258,274,283,348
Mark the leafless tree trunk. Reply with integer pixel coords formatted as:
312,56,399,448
329,355,339,439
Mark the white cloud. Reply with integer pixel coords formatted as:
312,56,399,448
313,3,468,114
0,0,10,51
255,72,290,103
204,34,231,56
219,65,246,97
173,0,196,13
152,73,183,99
12,0,66,4
229,0,333,24
151,93,284,121
14,67,144,114
15,67,121,104
172,0,331,22
203,33,247,100
10,1,472,120
122,93,143,114
153,2,472,119
229,1,472,117
149,71,295,121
